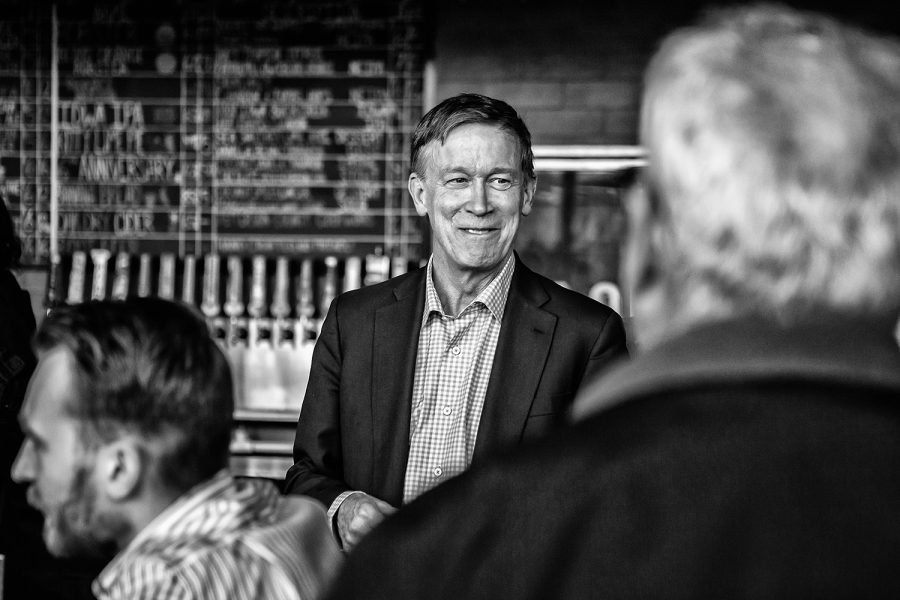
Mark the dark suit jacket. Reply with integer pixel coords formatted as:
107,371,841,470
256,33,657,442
327,313,900,599
284,256,627,507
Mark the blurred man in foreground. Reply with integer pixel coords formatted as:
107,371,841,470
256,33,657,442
326,5,900,598
13,298,340,599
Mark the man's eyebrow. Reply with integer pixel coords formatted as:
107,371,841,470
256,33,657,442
438,165,518,175
438,166,472,175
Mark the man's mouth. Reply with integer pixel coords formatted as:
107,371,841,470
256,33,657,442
459,227,497,235
26,486,42,512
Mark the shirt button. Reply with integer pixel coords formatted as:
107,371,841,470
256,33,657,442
442,406,452,416
432,467,443,477
450,346,461,355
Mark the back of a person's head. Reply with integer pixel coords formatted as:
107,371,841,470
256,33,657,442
639,4,900,332
36,297,234,495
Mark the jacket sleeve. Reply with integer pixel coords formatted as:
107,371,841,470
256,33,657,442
284,297,351,508
580,309,629,389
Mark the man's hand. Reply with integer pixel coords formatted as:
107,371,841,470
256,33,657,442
337,492,396,551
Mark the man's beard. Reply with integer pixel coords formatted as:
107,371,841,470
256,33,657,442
41,463,127,561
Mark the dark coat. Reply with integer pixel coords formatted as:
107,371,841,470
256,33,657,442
284,256,628,507
327,314,900,599
0,270,105,600
0,270,35,481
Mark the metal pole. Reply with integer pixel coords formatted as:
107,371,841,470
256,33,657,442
49,3,59,265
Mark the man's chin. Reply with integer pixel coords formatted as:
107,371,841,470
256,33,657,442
43,519,77,558
43,512,120,561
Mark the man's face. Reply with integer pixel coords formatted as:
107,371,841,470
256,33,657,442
410,123,535,280
11,348,114,558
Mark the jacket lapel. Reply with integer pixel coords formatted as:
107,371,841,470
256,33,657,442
371,269,426,505
474,260,556,462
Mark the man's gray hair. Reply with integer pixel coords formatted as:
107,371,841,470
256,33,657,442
640,4,900,330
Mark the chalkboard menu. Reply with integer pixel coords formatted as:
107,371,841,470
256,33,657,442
0,0,425,265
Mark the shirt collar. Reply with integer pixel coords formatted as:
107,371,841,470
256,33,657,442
422,253,516,327
94,469,275,592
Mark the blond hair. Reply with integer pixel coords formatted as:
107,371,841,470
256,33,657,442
640,5,900,334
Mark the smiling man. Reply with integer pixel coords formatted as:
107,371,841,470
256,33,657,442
285,93,628,551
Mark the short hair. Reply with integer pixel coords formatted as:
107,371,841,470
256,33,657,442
640,4,900,324
0,195,22,269
410,93,535,180
35,297,233,494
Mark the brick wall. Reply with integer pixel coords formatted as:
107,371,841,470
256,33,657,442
429,0,900,146
430,1,670,145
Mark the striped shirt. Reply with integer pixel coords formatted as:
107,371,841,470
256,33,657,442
402,254,515,503
93,470,341,600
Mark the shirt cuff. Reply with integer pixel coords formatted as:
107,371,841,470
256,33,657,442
327,490,365,544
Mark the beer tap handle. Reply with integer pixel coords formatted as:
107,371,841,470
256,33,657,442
182,255,197,305
158,253,176,300
270,256,291,320
110,252,131,300
200,253,221,318
89,248,111,301
294,258,315,319
66,251,87,305
137,253,153,298
248,255,267,319
223,255,245,319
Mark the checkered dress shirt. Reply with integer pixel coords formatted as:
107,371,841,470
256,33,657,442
401,254,515,503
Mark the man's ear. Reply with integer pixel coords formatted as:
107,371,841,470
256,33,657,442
520,176,536,216
621,181,661,296
408,173,429,217
97,438,143,502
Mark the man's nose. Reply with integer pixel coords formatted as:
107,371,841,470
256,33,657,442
466,180,491,215
11,441,34,483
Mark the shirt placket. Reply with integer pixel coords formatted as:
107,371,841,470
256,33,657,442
409,313,440,435
419,315,456,485
406,313,458,499
441,311,475,478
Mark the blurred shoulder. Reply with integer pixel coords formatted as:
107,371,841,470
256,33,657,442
517,261,621,323
335,266,426,312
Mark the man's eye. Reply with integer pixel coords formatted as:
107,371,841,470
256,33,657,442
488,177,513,191
28,436,45,453
444,178,469,187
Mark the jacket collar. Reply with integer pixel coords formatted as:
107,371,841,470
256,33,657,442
573,313,900,421
391,265,427,301
372,267,428,504
474,255,556,461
